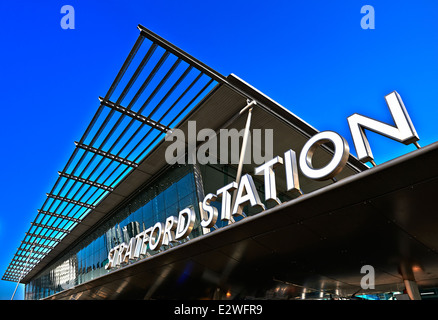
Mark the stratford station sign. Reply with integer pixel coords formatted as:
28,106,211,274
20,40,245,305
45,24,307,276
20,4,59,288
105,90,420,270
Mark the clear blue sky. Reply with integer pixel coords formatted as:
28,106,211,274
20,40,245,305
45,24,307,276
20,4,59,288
0,1,437,300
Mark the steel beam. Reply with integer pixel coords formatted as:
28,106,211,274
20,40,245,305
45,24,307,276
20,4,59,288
58,171,114,192
99,98,170,133
137,24,227,84
22,242,55,251
25,232,63,243
46,193,96,210
74,141,138,168
37,209,82,223
31,222,71,234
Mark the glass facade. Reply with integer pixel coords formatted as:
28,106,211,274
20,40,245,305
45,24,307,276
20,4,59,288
25,164,201,300
24,160,297,300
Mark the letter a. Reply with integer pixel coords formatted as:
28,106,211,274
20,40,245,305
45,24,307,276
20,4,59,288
165,129,186,164
60,5,75,30
360,5,375,30
360,265,375,289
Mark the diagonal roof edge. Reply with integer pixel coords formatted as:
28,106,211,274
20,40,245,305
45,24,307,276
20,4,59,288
3,24,368,285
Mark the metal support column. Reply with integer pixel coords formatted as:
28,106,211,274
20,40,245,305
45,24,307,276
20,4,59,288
230,100,257,221
234,100,256,186
11,245,35,300
404,279,422,300
400,263,422,300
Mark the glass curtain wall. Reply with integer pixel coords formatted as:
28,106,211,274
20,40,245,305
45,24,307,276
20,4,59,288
25,164,200,300
25,161,296,299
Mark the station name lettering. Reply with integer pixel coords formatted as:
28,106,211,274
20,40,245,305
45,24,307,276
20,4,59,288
105,91,420,270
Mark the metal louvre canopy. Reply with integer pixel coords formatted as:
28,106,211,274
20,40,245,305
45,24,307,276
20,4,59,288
2,25,221,283
3,24,368,285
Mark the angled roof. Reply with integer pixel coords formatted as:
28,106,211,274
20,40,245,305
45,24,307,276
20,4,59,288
2,25,219,283
2,25,367,284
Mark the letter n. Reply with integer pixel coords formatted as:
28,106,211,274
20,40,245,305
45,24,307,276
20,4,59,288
347,91,419,163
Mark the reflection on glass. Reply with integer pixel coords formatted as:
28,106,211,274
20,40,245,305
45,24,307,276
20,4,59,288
26,164,199,300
